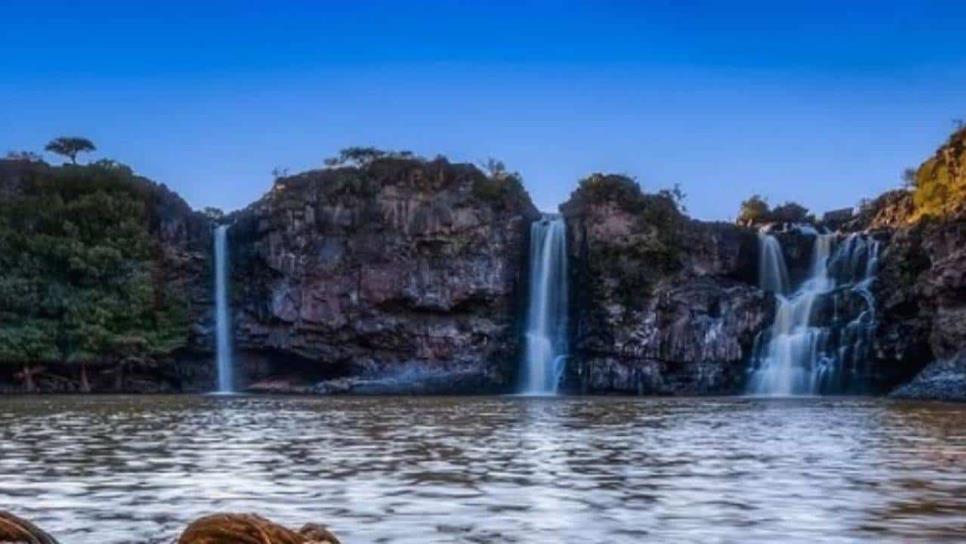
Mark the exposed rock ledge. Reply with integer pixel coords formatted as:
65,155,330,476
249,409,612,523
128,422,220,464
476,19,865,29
891,353,966,402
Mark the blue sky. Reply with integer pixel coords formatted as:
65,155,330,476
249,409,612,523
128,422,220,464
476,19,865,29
1,1,965,219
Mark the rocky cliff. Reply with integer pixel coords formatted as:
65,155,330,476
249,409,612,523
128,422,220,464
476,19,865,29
862,128,966,400
226,154,538,393
560,175,773,394
872,210,966,400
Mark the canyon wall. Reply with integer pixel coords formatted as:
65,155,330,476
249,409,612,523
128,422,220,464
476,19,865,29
1,128,964,399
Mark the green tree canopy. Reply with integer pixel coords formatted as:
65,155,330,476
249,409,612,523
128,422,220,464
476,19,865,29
44,137,96,164
737,195,770,225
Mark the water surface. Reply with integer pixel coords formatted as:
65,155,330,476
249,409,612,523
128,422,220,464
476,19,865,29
0,396,963,543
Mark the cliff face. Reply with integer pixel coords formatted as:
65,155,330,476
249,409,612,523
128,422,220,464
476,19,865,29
0,159,212,392
228,156,538,393
560,175,773,394
874,207,966,399
865,129,966,400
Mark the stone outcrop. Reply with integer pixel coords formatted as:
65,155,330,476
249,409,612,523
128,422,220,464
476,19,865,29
560,175,773,394
227,155,538,392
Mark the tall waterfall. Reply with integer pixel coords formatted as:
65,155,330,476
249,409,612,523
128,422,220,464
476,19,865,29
749,231,880,395
521,215,569,395
214,225,234,393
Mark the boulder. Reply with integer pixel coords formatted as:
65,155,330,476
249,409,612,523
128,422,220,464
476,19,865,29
178,514,340,544
0,512,59,544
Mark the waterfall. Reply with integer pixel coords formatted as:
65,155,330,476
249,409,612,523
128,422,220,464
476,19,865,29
214,225,234,393
749,231,880,396
521,215,568,395
758,232,790,294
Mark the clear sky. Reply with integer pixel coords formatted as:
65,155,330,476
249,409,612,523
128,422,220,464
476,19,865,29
2,1,965,219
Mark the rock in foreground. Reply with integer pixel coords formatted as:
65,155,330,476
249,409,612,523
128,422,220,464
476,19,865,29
0,511,59,544
178,514,341,544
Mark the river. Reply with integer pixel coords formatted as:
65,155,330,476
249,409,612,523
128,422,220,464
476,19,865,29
0,396,963,543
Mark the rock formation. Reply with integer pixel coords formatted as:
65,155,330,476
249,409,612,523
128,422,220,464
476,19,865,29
560,174,773,394
1,129,964,399
227,153,538,392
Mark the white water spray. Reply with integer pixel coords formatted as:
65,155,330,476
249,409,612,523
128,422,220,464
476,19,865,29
214,225,234,393
749,231,880,395
521,215,569,395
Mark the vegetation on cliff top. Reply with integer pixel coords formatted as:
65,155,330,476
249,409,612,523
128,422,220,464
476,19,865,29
907,125,966,220
273,147,533,213
0,158,191,385
565,174,689,302
736,195,812,226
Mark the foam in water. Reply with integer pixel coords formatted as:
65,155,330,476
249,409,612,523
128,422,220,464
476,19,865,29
214,225,234,393
749,231,880,395
521,215,569,395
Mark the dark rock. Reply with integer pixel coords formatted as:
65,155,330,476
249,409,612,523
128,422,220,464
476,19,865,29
891,352,966,402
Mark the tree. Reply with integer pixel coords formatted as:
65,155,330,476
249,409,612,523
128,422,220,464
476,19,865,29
658,183,687,213
771,201,810,224
45,137,96,164
202,207,225,221
902,167,918,188
737,195,770,226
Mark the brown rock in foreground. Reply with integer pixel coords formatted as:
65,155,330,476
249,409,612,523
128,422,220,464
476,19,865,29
178,514,340,544
0,512,59,544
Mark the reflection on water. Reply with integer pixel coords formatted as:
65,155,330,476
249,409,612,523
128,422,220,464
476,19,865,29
0,396,963,543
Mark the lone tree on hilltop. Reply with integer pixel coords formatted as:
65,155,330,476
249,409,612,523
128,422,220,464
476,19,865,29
45,137,96,164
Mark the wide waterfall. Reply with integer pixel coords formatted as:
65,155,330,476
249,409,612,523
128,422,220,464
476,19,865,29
214,225,234,393
749,231,880,395
521,215,569,395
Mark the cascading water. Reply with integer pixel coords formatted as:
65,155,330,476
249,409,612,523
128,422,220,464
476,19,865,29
213,225,234,393
749,230,880,396
758,232,790,294
521,215,569,395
